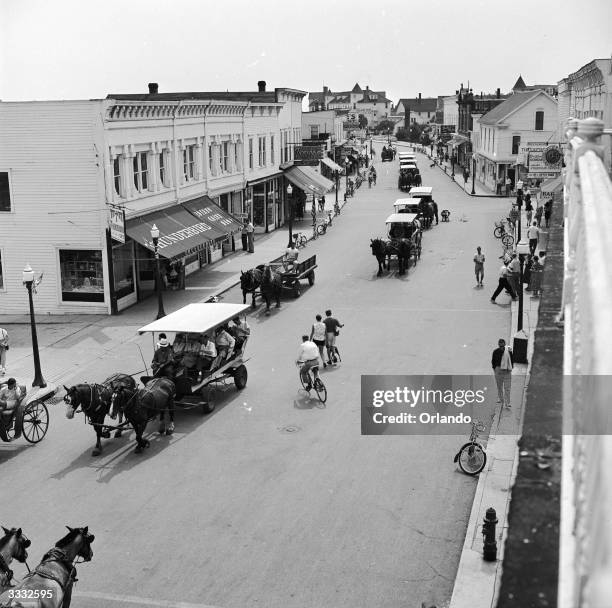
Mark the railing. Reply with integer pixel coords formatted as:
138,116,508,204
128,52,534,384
560,117,612,607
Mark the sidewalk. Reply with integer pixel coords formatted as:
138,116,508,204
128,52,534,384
449,209,545,608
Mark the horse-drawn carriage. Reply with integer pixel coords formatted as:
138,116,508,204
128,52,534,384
381,146,394,162
63,303,251,455
408,186,437,228
398,166,421,191
240,255,317,310
0,381,59,443
370,213,422,276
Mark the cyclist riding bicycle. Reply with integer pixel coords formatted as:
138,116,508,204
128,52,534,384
296,335,321,392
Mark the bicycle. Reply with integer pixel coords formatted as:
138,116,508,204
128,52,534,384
297,361,327,404
493,219,515,247
292,232,307,249
317,213,333,236
453,419,487,475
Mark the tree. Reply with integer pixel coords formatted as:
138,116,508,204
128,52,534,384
358,114,368,129
376,119,396,133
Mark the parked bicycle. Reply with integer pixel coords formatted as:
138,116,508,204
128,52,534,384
297,361,327,404
453,419,487,475
317,212,333,236
493,218,515,247
292,232,307,249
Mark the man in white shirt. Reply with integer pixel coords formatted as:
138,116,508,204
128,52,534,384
0,377,22,414
296,335,321,391
527,221,540,255
516,179,524,196
283,243,299,271
506,254,520,296
491,263,516,302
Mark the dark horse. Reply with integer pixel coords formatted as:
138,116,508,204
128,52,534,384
64,373,136,456
111,376,176,453
0,526,94,608
418,200,434,229
0,527,31,593
370,238,391,276
240,265,281,314
389,239,413,275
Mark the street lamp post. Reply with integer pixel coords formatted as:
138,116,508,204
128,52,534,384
345,157,350,191
22,264,46,388
286,184,294,247
513,241,530,363
334,171,339,205
516,192,523,244
150,224,166,320
471,156,476,195
451,155,455,180
370,138,373,158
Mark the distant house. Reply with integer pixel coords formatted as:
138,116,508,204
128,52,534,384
308,83,392,124
394,95,438,126
512,75,558,98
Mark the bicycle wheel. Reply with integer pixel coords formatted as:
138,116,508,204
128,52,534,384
317,224,326,236
314,378,327,404
493,226,503,239
457,442,487,475
501,233,514,247
299,369,310,391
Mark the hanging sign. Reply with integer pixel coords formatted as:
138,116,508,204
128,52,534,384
109,205,125,243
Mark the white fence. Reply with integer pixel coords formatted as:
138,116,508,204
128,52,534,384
560,117,612,607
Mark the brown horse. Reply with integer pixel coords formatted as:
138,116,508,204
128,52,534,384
0,526,94,608
0,527,30,593
64,373,136,456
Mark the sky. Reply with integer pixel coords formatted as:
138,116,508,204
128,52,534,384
1,0,611,106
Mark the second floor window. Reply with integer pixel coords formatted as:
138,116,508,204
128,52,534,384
159,152,166,187
310,125,319,139
112,158,121,197
133,152,148,192
249,138,254,169
270,135,275,165
535,110,544,131
183,145,195,180
221,142,229,172
512,135,521,155
258,136,266,166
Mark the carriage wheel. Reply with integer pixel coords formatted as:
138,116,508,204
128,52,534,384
307,271,315,286
21,401,49,444
294,281,301,297
234,365,248,390
200,386,216,415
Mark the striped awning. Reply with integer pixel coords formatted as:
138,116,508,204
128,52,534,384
321,157,344,172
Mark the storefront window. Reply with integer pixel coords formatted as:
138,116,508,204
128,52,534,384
253,183,265,227
112,242,135,300
60,249,104,302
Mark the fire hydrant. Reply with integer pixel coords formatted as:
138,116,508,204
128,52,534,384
482,507,498,561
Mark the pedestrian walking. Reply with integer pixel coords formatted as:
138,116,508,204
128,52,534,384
491,338,514,408
496,178,503,196
323,309,343,365
544,199,553,228
527,221,540,255
473,247,485,287
505,177,512,197
246,221,255,253
535,204,543,227
310,314,328,368
490,263,516,303
524,192,533,224
506,253,520,297
0,327,8,376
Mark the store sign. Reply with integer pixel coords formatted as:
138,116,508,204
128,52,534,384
520,143,562,174
294,146,324,161
109,206,125,243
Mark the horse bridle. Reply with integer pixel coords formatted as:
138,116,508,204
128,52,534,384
65,385,106,418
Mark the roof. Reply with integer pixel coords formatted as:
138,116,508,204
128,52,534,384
138,303,250,334
107,88,306,103
358,91,392,103
351,83,363,93
399,98,438,113
478,90,550,125
512,75,527,90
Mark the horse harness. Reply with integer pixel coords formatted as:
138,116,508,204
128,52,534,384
0,552,14,587
22,549,77,594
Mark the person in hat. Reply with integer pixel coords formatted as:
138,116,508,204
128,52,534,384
0,378,23,414
151,333,175,376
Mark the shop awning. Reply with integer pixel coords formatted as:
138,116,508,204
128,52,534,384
181,196,244,235
126,206,223,260
320,157,344,172
283,166,334,197
541,175,564,194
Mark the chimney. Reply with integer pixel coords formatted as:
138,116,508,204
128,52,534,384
148,82,159,95
323,86,329,94
496,87,500,99
418,93,421,103
257,80,266,92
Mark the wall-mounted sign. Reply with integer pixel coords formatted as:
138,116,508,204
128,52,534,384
521,143,562,174
294,146,324,161
109,205,125,243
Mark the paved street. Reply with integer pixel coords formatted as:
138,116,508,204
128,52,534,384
2,144,515,608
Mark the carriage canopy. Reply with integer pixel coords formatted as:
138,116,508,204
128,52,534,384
138,303,250,335
385,213,419,224
408,186,433,198
393,200,421,214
